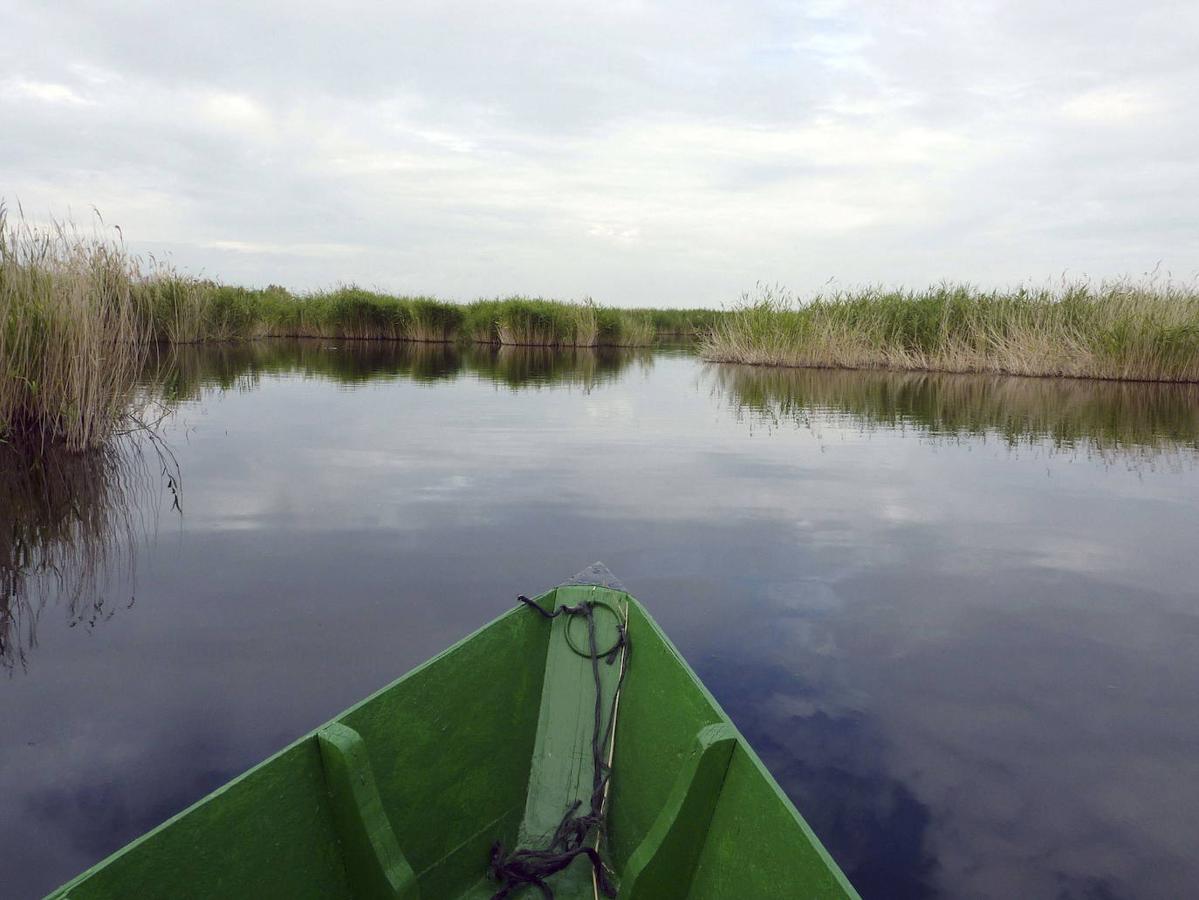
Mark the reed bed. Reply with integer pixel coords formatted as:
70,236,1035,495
139,279,284,343
132,281,685,348
702,283,1199,383
146,286,679,349
1,206,715,448
605,310,657,347
465,298,599,346
0,205,151,451
645,307,727,337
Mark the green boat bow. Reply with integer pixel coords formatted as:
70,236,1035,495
47,565,859,899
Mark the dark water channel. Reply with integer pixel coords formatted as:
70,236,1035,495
3,340,1199,899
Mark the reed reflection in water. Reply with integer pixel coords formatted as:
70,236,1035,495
708,363,1199,461
158,339,1199,463
149,339,655,399
0,436,174,673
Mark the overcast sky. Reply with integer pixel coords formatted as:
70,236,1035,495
3,1,1196,307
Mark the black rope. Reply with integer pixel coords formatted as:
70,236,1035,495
488,595,630,899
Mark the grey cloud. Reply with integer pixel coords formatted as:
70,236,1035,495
3,1,1196,303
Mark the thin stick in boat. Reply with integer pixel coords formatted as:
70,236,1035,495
593,598,630,900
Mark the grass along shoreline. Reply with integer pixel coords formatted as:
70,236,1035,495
702,284,1199,383
0,207,713,449
6,205,1198,451
141,282,720,348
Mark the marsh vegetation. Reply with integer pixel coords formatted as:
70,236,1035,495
7,205,1198,455
703,284,1199,383
139,284,680,348
0,207,710,449
0,208,152,451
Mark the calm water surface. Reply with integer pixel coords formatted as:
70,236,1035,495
3,341,1198,899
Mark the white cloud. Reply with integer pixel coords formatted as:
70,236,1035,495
1,77,89,106
196,92,272,135
1061,87,1164,123
200,239,364,257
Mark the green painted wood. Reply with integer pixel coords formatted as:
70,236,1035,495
620,723,736,899
45,578,860,900
44,739,355,899
605,602,724,873
517,585,625,896
317,722,418,900
606,597,860,900
689,743,859,899
338,606,548,899
46,602,549,900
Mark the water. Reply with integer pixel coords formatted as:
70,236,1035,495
3,341,1198,899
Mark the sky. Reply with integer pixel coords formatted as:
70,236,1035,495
3,0,1197,307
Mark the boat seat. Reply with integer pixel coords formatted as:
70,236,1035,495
621,723,738,899
317,722,419,900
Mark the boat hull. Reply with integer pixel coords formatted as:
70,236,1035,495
48,577,859,899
